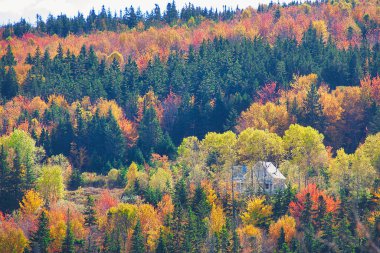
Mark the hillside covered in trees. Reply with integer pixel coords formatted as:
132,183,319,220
0,0,379,252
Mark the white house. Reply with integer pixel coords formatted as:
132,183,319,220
232,161,286,194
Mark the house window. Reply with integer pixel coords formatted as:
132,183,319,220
265,183,270,190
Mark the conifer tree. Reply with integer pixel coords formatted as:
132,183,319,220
0,145,11,212
131,220,145,253
138,105,163,159
301,193,312,226
62,209,75,253
1,44,16,66
84,195,97,252
31,210,52,253
368,105,380,134
320,213,334,253
314,195,326,230
2,66,19,100
156,229,168,253
302,83,325,132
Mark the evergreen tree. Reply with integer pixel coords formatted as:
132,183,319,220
320,213,334,253
84,195,97,226
2,66,19,100
301,83,325,132
131,220,145,253
62,209,75,253
31,211,52,253
156,229,168,253
368,105,380,134
1,44,16,66
138,105,163,159
301,193,312,226
314,195,326,230
8,148,25,211
232,227,240,253
84,195,98,252
304,223,317,252
0,145,11,212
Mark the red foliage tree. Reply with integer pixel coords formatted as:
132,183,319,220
289,184,340,224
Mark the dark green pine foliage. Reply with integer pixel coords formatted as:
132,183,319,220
301,83,325,132
84,195,97,227
301,193,312,227
183,209,198,252
31,211,52,253
102,229,121,253
368,105,380,134
50,115,75,157
84,196,98,252
277,227,286,252
320,213,334,253
0,145,11,212
232,227,241,253
138,105,163,159
156,229,169,253
314,195,326,230
87,110,125,173
2,66,19,100
131,220,145,253
304,223,317,253
8,148,25,211
1,44,16,66
334,193,357,253
142,56,168,98
105,58,122,101
174,179,188,209
62,209,76,253
272,185,295,220
190,185,211,250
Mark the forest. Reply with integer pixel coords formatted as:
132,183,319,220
0,0,379,252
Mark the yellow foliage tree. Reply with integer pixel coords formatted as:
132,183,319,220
237,128,284,167
209,204,226,234
236,102,291,136
312,20,329,42
268,215,296,244
36,165,65,204
19,189,44,216
241,196,273,228
149,168,173,192
329,148,376,196
125,162,139,190
0,219,28,253
138,204,162,251
283,124,328,189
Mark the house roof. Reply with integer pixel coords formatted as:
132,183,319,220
253,161,286,180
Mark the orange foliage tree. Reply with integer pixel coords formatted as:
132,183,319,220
289,184,340,224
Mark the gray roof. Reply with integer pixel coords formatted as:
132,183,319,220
253,161,286,180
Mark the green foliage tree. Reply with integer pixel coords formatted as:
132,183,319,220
131,220,145,253
62,209,75,253
30,210,52,253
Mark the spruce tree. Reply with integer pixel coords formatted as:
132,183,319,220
302,83,325,132
156,229,168,253
84,196,97,252
301,193,312,227
1,44,16,66
138,105,163,159
131,220,145,253
31,211,52,253
62,209,75,253
368,105,380,134
2,66,19,100
314,195,326,230
320,213,334,253
0,145,11,212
